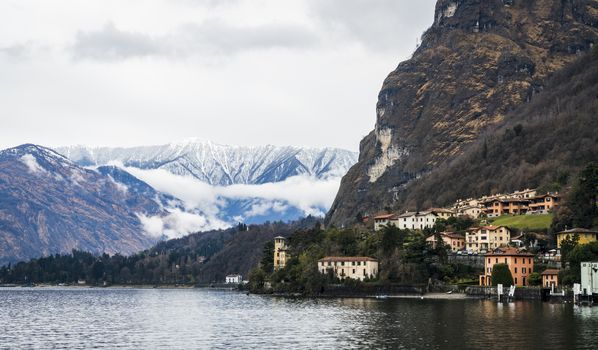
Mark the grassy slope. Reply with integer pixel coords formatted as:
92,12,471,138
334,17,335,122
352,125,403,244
490,214,553,230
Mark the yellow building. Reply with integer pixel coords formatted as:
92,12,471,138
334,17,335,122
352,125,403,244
466,226,511,253
541,269,559,288
273,236,290,270
555,228,598,248
318,257,378,281
427,208,455,220
479,247,534,287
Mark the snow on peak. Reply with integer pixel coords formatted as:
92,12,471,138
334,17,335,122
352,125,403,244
57,140,358,186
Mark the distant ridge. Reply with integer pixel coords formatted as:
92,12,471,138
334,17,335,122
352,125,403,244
58,139,357,186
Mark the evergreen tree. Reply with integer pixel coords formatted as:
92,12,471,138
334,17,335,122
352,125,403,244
491,263,514,286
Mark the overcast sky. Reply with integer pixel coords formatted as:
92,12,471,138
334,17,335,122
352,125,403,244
0,0,435,151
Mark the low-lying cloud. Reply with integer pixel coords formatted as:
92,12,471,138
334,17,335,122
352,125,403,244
122,165,341,238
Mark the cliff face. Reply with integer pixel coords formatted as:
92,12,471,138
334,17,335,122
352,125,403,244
327,0,598,226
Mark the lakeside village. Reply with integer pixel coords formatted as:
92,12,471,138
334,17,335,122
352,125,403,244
246,184,598,304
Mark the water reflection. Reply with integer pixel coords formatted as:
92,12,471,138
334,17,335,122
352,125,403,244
0,288,597,349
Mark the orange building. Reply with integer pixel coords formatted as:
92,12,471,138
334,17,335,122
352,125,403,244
541,269,559,288
483,198,530,217
528,194,560,214
479,247,534,287
426,232,465,252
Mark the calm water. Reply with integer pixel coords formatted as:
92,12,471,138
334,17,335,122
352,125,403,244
1,288,597,349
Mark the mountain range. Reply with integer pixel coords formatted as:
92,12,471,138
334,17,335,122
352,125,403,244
0,142,356,264
57,140,357,186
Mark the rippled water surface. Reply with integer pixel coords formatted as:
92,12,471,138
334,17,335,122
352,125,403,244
1,287,598,349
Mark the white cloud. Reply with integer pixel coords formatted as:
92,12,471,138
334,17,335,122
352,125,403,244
244,200,288,218
20,154,46,174
123,165,341,223
137,213,164,237
137,208,229,239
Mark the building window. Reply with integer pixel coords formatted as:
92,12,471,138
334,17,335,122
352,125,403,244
514,267,517,273
515,278,518,284
353,269,356,274
504,258,507,263
515,258,518,263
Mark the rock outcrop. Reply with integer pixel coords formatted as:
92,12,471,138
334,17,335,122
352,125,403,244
327,0,598,226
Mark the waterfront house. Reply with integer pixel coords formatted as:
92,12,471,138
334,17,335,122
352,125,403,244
466,226,511,253
479,247,534,287
426,232,465,252
318,257,378,281
225,274,242,284
373,213,399,231
555,228,598,248
528,193,560,214
274,236,290,270
541,269,559,288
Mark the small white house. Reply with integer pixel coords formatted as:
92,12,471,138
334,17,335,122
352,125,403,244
225,274,242,284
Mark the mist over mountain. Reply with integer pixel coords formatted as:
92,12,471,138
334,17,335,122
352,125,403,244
58,140,357,225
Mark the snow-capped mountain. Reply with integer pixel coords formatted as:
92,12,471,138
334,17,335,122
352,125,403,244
57,139,358,186
0,145,160,265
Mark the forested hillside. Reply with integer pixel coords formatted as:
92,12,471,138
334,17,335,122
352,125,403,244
399,50,598,210
0,218,319,285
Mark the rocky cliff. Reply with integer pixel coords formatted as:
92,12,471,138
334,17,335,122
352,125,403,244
327,0,598,226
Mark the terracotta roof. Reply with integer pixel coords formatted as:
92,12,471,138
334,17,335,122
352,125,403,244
373,213,398,220
484,198,531,204
556,228,598,235
318,256,378,262
478,225,507,231
428,208,454,214
541,269,560,275
397,211,417,218
531,193,560,199
485,247,534,257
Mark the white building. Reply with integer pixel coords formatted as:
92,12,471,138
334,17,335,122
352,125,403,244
396,211,438,230
373,213,399,231
225,274,242,284
581,262,598,296
318,257,379,281
465,226,511,253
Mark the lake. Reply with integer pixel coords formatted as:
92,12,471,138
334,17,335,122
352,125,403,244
1,287,597,349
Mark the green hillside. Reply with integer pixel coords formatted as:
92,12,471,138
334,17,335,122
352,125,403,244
490,214,553,230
